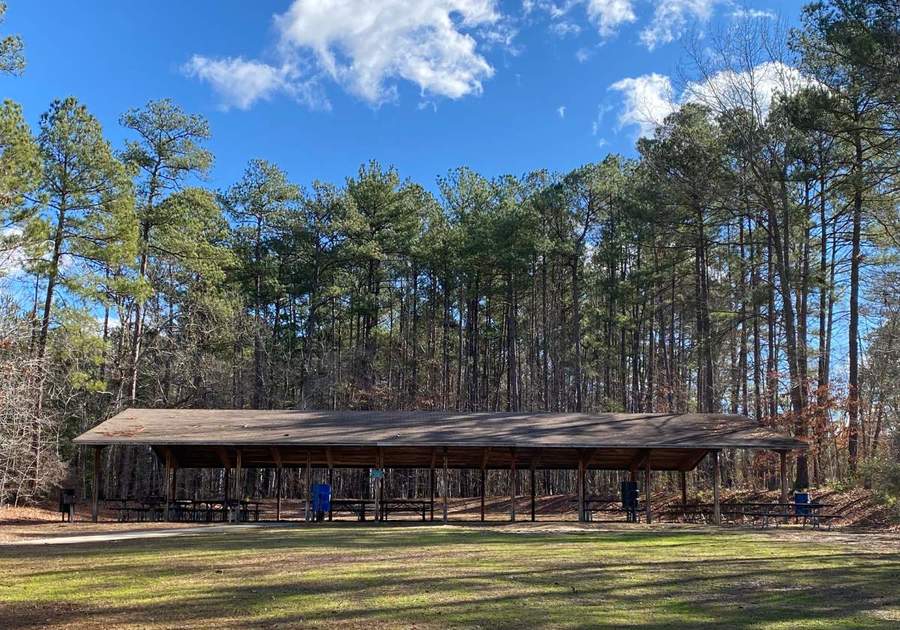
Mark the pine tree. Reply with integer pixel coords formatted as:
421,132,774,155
32,97,136,410
0,100,39,261
119,99,212,406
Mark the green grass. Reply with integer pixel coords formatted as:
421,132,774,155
2,524,899,628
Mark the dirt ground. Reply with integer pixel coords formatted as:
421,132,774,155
0,504,208,544
1,487,896,545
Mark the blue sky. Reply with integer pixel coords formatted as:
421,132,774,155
4,0,804,193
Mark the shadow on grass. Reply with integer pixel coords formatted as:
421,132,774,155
2,526,899,629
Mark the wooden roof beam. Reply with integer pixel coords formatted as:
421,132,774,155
581,448,599,467
269,447,283,468
481,447,492,470
161,446,179,468
216,447,231,468
678,449,710,472
530,448,543,471
629,448,651,473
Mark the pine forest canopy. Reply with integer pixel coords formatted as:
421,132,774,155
0,0,897,507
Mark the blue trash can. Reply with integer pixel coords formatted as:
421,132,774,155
794,492,810,517
621,480,639,523
312,484,331,521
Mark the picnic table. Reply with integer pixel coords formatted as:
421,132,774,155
331,499,375,521
105,497,261,522
330,499,431,521
106,497,165,522
213,499,262,523
662,503,710,524
663,502,839,529
379,499,429,521
721,502,837,529
574,497,645,522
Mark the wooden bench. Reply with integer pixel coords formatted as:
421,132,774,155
105,498,263,523
659,506,710,524
380,499,429,521
331,499,376,521
671,502,840,529
109,503,161,522
330,499,430,521
579,499,644,523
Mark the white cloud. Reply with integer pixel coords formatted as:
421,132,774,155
731,7,775,20
182,56,301,110
536,0,721,46
609,73,677,137
610,61,810,137
185,1,506,107
557,105,567,118
535,0,634,38
684,61,810,118
94,312,122,332
575,47,592,63
275,0,502,103
0,227,26,278
591,102,614,136
585,0,635,36
550,20,582,37
640,0,721,50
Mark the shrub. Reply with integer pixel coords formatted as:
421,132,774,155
857,458,900,512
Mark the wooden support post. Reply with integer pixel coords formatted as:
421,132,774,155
530,465,536,522
680,471,688,507
378,475,384,522
218,447,231,506
234,450,242,499
223,466,230,503
361,466,367,504
376,448,384,522
91,446,102,523
644,454,652,524
328,466,334,521
480,468,486,522
169,456,177,502
233,450,242,523
577,457,585,523
509,450,517,523
275,465,283,521
271,445,283,522
713,450,721,526
163,449,173,521
429,464,435,521
442,447,449,523
582,462,588,521
779,450,789,505
304,453,312,522
479,447,489,522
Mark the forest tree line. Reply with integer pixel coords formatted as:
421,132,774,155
1,0,898,506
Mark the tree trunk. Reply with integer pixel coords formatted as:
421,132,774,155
847,132,863,473
506,275,519,412
694,206,714,413
570,257,583,412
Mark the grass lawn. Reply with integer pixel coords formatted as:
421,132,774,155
2,523,899,629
